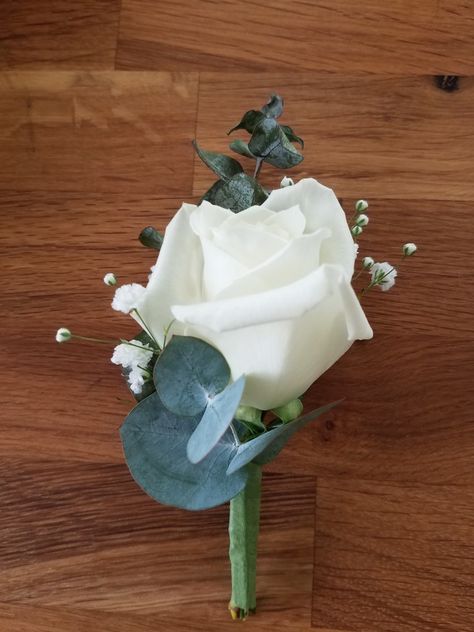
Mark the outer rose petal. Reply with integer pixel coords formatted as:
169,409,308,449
135,203,202,346
172,264,373,409
262,178,355,280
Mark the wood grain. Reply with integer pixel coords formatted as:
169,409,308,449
313,479,474,631
1,1,474,629
0,1,120,69
195,74,474,201
0,462,315,627
116,0,474,73
0,72,198,194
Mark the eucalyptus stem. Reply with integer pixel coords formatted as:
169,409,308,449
228,463,262,620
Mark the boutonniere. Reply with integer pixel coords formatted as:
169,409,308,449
56,95,416,620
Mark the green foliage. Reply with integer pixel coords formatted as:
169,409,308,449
248,117,303,169
229,139,256,159
192,140,243,182
187,375,246,464
226,401,341,475
154,336,231,416
120,392,249,510
261,94,284,119
139,226,163,250
227,110,265,135
228,94,304,171
200,173,268,213
280,124,304,148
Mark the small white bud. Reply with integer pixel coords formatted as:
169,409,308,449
352,225,363,237
362,256,374,269
403,242,417,256
56,327,72,343
355,199,369,213
103,272,117,286
280,176,294,187
356,213,369,227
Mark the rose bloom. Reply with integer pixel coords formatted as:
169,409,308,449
135,178,373,410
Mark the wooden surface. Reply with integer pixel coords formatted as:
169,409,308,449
1,2,474,631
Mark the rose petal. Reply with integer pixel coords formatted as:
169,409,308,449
172,263,372,339
176,265,372,409
262,178,355,280
217,228,331,299
262,204,306,239
135,204,202,345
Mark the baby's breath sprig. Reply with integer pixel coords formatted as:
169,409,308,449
359,242,418,295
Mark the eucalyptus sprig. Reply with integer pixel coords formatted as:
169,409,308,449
194,94,304,213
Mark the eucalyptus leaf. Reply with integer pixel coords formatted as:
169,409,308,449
199,178,226,205
229,139,256,159
210,173,268,213
139,226,163,250
192,140,243,182
120,393,248,510
187,375,246,464
154,336,230,416
249,118,303,169
280,124,304,148
226,401,341,475
228,110,265,135
261,94,284,119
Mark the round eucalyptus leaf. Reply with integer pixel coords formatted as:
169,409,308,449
187,375,246,464
154,336,231,416
226,401,341,475
120,392,248,511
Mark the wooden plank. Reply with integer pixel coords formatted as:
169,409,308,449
195,74,474,201
0,72,198,194
116,0,474,73
0,461,315,626
312,478,474,631
0,1,120,69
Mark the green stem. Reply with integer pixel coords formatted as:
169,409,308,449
228,463,262,620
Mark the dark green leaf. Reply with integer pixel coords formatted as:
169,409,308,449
227,110,265,135
139,226,163,250
226,401,341,475
154,336,230,416
249,118,303,169
199,178,227,205
210,173,268,213
192,140,243,183
280,124,304,148
187,375,246,464
120,393,248,510
229,139,256,159
261,94,284,119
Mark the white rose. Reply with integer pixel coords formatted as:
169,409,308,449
135,178,373,410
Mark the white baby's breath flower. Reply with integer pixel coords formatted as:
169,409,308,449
371,262,397,291
356,214,369,227
352,225,363,237
111,339,153,369
353,242,359,258
128,365,148,394
103,272,117,286
280,176,294,187
403,242,417,256
355,199,369,213
112,283,146,314
55,327,71,342
362,256,374,269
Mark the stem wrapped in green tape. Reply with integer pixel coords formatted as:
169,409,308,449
228,463,262,620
